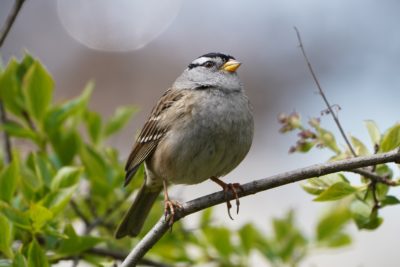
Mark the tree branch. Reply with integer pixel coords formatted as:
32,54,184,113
121,149,400,266
0,0,27,164
294,27,357,157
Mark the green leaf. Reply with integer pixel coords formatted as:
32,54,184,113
203,227,233,259
380,123,400,152
381,195,400,207
314,182,357,201
324,232,352,248
199,208,213,227
43,186,77,216
271,210,307,262
1,121,40,144
44,81,93,132
22,61,54,122
49,129,81,165
350,199,383,230
239,223,260,255
104,106,137,137
84,111,102,144
12,253,27,267
316,203,351,243
50,166,82,190
365,120,381,146
28,203,53,232
27,239,49,267
350,136,369,156
0,214,13,258
57,224,102,255
316,128,341,153
0,59,24,116
31,153,56,188
0,201,30,230
0,154,20,203
302,174,347,195
79,145,113,194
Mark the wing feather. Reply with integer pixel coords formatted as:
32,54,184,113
124,88,184,185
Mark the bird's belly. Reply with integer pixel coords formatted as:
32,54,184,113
149,97,253,185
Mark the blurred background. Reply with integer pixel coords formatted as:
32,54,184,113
1,0,400,266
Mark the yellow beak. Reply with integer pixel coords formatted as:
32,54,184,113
221,59,241,72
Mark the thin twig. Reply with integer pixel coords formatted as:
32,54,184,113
0,0,26,47
294,27,357,157
351,169,396,186
0,103,12,163
0,0,27,163
121,149,400,266
70,200,91,227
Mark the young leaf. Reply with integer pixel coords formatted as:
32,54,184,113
323,232,352,248
316,202,351,243
43,186,77,216
79,145,113,194
84,111,102,144
44,81,93,132
239,223,261,255
380,123,400,152
203,227,234,259
317,128,341,154
0,214,13,258
12,253,27,267
0,154,20,203
350,199,383,230
50,166,82,190
350,136,369,156
302,174,347,196
22,61,54,122
1,121,40,144
28,204,53,232
0,202,30,230
381,195,400,207
364,120,381,146
57,224,102,255
48,129,81,165
104,106,137,137
27,239,49,267
0,59,24,116
314,182,357,201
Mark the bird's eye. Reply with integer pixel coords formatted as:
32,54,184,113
203,61,215,68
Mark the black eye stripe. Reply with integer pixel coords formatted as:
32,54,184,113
188,61,215,69
188,63,198,69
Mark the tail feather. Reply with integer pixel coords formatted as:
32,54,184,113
115,184,162,238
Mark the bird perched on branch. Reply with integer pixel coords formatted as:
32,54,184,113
115,52,254,238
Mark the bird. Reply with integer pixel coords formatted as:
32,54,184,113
115,52,254,239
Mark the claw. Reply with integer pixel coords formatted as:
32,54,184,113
211,177,243,220
162,179,182,231
164,199,182,227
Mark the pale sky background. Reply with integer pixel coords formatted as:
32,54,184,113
1,0,400,266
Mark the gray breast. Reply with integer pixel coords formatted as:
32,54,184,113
154,89,254,185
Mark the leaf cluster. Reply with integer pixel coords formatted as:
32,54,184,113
279,112,400,232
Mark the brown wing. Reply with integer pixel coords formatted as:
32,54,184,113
124,88,184,186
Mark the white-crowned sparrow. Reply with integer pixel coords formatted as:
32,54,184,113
115,53,254,238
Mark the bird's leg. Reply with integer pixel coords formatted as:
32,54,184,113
162,179,182,227
210,176,244,220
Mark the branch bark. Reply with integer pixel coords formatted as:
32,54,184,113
121,149,400,266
